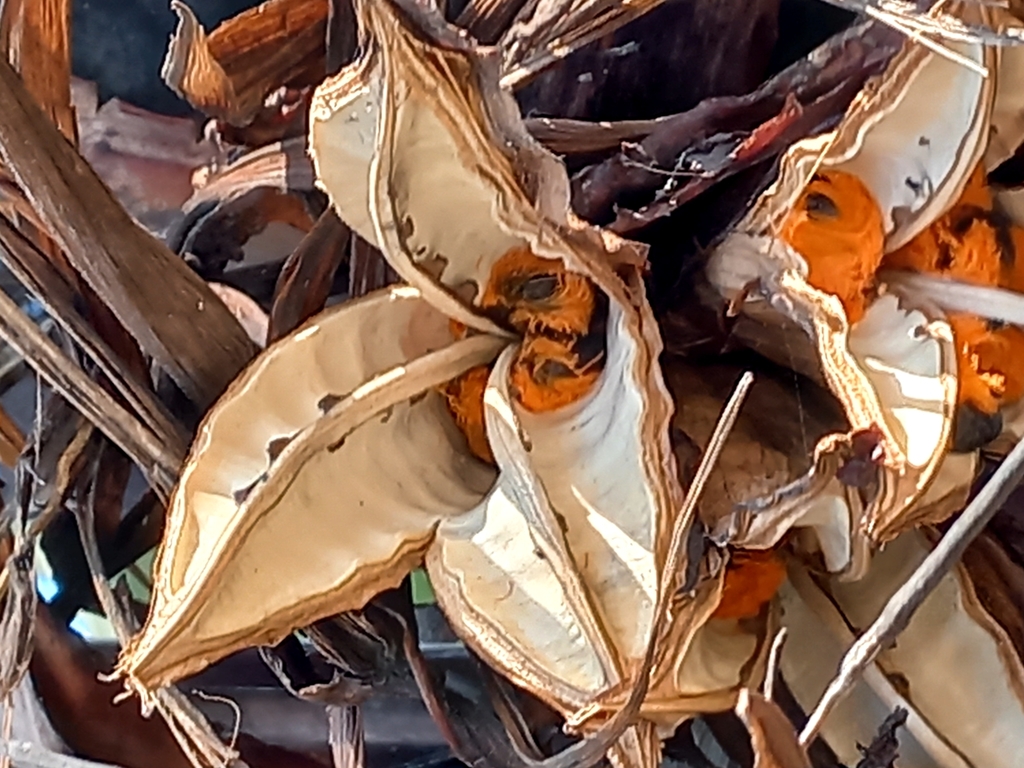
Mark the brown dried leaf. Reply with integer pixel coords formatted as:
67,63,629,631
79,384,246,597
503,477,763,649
3,2,153,390
525,116,664,156
208,283,269,347
456,0,530,44
6,0,75,141
570,21,902,227
186,137,315,210
348,236,398,299
163,0,328,126
0,214,188,462
735,689,811,768
499,0,671,89
0,55,259,408
268,209,350,341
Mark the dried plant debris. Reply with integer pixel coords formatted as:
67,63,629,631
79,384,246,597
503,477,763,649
3,0,76,141
571,21,903,230
0,55,258,408
111,6,793,768
7,1,1024,768
162,0,327,127
703,1,1024,551
854,708,907,768
735,689,811,768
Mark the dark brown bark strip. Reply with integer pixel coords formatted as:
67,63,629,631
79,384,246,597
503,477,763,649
0,56,259,408
268,209,351,342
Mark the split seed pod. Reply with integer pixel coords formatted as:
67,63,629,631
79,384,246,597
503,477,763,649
115,3,769,766
703,5,1014,557
779,530,1024,768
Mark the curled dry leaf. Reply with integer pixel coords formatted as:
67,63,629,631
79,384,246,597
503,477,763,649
778,530,1024,768
116,3,773,767
172,137,317,276
162,0,327,126
702,2,1024,554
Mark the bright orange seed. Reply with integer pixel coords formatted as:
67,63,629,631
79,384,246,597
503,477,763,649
711,549,787,620
440,365,494,464
481,246,596,337
510,335,602,414
440,247,605,458
779,170,886,325
884,163,1024,414
886,202,1001,288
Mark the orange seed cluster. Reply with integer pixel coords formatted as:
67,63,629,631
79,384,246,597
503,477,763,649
885,164,1024,414
440,247,607,464
711,549,787,620
780,170,886,325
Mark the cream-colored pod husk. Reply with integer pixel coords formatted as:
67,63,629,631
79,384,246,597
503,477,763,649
116,285,503,691
308,3,770,762
779,530,1024,768
118,4,773,768
704,6,1005,556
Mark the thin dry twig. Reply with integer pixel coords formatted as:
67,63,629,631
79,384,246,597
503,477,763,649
0,287,179,497
817,0,1024,46
73,456,241,768
764,627,788,703
0,421,92,601
799,434,1024,746
190,690,242,751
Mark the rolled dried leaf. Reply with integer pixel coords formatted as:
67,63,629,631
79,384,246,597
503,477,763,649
161,0,327,126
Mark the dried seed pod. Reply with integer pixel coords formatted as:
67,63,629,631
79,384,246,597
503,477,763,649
117,285,504,691
704,3,1009,549
780,530,1024,768
117,4,768,768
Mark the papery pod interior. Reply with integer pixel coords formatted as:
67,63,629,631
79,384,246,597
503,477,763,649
779,529,1024,768
309,0,769,756
705,5,1003,548
118,285,503,689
